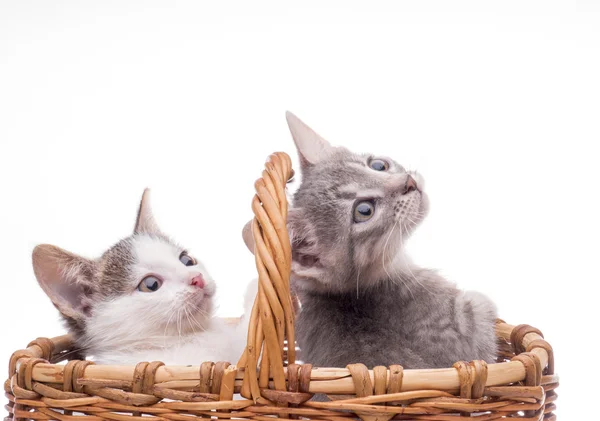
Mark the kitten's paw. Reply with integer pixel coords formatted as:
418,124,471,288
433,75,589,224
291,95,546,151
459,290,498,362
462,290,498,324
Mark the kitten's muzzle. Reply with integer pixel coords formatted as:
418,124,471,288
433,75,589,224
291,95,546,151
385,174,421,196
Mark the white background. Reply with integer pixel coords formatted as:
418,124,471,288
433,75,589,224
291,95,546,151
2,1,599,418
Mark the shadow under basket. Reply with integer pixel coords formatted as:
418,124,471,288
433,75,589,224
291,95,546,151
5,152,558,421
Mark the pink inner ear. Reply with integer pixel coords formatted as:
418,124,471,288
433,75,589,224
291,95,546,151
134,189,162,235
242,220,255,254
52,282,88,310
286,111,333,166
37,269,87,318
33,245,93,320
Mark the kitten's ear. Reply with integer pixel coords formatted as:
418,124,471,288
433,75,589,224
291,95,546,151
287,208,324,278
242,219,255,254
134,188,161,235
244,209,324,277
286,111,333,170
32,245,96,321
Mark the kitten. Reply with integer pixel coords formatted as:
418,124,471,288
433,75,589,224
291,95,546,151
243,112,498,369
33,189,248,365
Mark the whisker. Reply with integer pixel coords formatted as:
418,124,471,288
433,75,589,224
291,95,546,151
54,347,87,361
381,219,398,282
356,266,361,298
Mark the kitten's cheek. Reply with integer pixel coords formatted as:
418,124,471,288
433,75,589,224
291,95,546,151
203,281,216,297
419,193,430,217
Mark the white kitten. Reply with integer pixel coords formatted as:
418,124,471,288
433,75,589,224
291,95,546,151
33,189,251,365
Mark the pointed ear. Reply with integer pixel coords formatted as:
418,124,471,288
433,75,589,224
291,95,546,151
32,244,96,321
134,188,161,235
285,111,334,170
242,219,255,254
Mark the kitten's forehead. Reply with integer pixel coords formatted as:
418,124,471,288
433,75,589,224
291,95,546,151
97,234,181,294
97,238,137,296
132,234,182,269
298,148,403,199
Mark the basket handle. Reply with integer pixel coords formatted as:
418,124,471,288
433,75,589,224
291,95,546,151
238,152,296,401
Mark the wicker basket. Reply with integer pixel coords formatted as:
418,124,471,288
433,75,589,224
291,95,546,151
5,152,558,421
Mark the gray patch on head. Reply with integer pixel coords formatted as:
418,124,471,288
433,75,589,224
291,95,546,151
96,238,136,298
95,232,180,298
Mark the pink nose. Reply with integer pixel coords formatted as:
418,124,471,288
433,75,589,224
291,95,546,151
403,175,419,194
190,275,205,289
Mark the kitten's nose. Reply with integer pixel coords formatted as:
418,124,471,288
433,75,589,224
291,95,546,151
403,175,419,194
190,275,205,289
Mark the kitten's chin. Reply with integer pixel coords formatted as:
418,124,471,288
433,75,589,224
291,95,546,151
174,310,213,335
176,295,214,334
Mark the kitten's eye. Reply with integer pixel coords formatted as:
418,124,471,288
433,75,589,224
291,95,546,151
353,201,375,223
179,252,196,267
369,159,389,172
138,276,162,292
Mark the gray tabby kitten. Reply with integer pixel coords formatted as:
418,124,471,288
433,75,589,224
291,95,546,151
246,112,498,369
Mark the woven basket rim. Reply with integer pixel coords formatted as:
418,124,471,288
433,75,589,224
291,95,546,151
11,319,556,395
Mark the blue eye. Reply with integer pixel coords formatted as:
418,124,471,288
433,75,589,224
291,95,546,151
369,159,389,171
138,276,162,292
179,252,196,266
353,201,375,223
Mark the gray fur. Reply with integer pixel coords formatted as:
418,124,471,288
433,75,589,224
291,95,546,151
286,112,498,369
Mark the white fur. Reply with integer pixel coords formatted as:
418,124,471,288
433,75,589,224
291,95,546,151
93,318,239,365
83,235,255,365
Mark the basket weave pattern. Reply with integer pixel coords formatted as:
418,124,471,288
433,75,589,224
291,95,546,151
5,152,558,420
